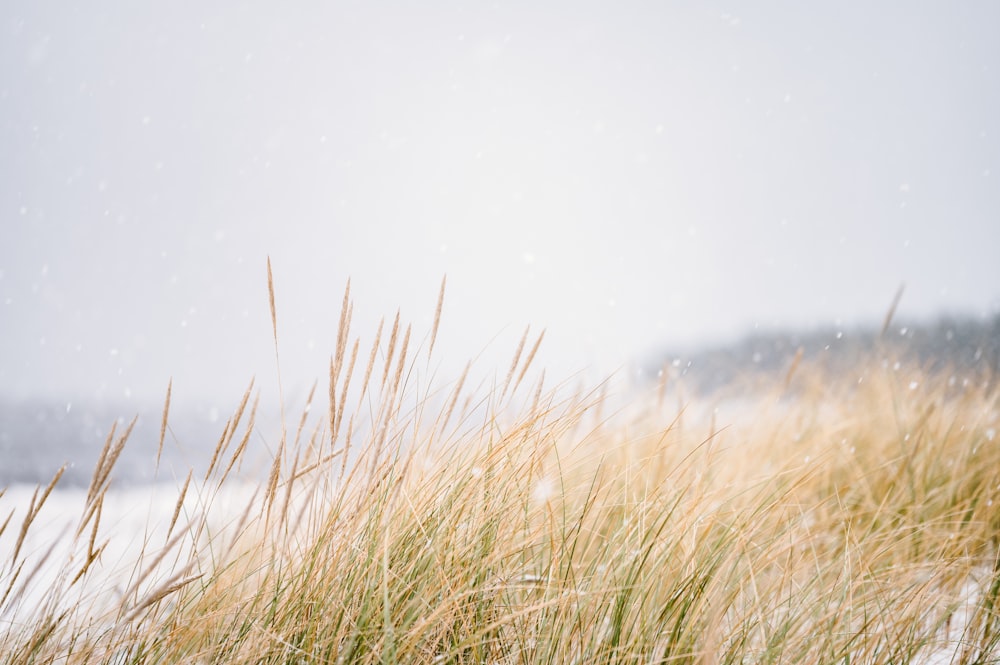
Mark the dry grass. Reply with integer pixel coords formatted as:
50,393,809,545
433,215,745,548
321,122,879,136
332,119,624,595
1,283,998,664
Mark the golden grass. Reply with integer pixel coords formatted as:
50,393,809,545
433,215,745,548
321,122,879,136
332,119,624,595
1,285,998,664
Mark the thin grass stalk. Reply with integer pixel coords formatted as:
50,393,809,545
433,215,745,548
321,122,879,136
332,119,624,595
157,378,172,467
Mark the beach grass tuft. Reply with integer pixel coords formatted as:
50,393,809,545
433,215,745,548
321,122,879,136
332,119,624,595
1,287,998,664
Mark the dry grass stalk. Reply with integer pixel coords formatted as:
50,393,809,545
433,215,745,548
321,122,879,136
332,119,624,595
266,256,278,347
157,378,172,467
428,276,446,362
881,283,906,338
121,570,203,625
371,324,412,477
500,326,530,404
334,338,360,446
440,360,471,437
333,281,354,379
512,330,545,400
381,311,401,389
0,505,12,541
82,422,118,515
167,470,193,541
80,416,136,535
218,392,260,486
3,281,998,664
204,417,235,484
11,466,65,567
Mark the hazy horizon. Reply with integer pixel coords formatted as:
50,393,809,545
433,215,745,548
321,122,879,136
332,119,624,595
3,2,999,410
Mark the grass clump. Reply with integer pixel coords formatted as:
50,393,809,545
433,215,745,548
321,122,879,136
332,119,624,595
1,281,998,664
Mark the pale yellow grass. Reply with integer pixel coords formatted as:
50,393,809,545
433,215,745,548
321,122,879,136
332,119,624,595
1,280,997,664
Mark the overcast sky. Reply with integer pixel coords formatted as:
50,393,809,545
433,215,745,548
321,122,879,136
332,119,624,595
2,2,998,409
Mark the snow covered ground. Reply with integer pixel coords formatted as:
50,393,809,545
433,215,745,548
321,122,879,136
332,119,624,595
0,481,260,634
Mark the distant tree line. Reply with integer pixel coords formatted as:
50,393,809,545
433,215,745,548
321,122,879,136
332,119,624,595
647,313,1000,396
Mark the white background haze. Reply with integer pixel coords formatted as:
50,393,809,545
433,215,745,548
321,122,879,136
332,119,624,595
2,2,999,412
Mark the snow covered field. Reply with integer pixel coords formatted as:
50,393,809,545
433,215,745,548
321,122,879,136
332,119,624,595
0,481,259,633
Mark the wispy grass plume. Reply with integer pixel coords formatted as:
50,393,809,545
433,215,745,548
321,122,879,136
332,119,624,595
1,280,997,664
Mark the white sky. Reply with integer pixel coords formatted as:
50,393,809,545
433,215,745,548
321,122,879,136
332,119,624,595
2,2,999,409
